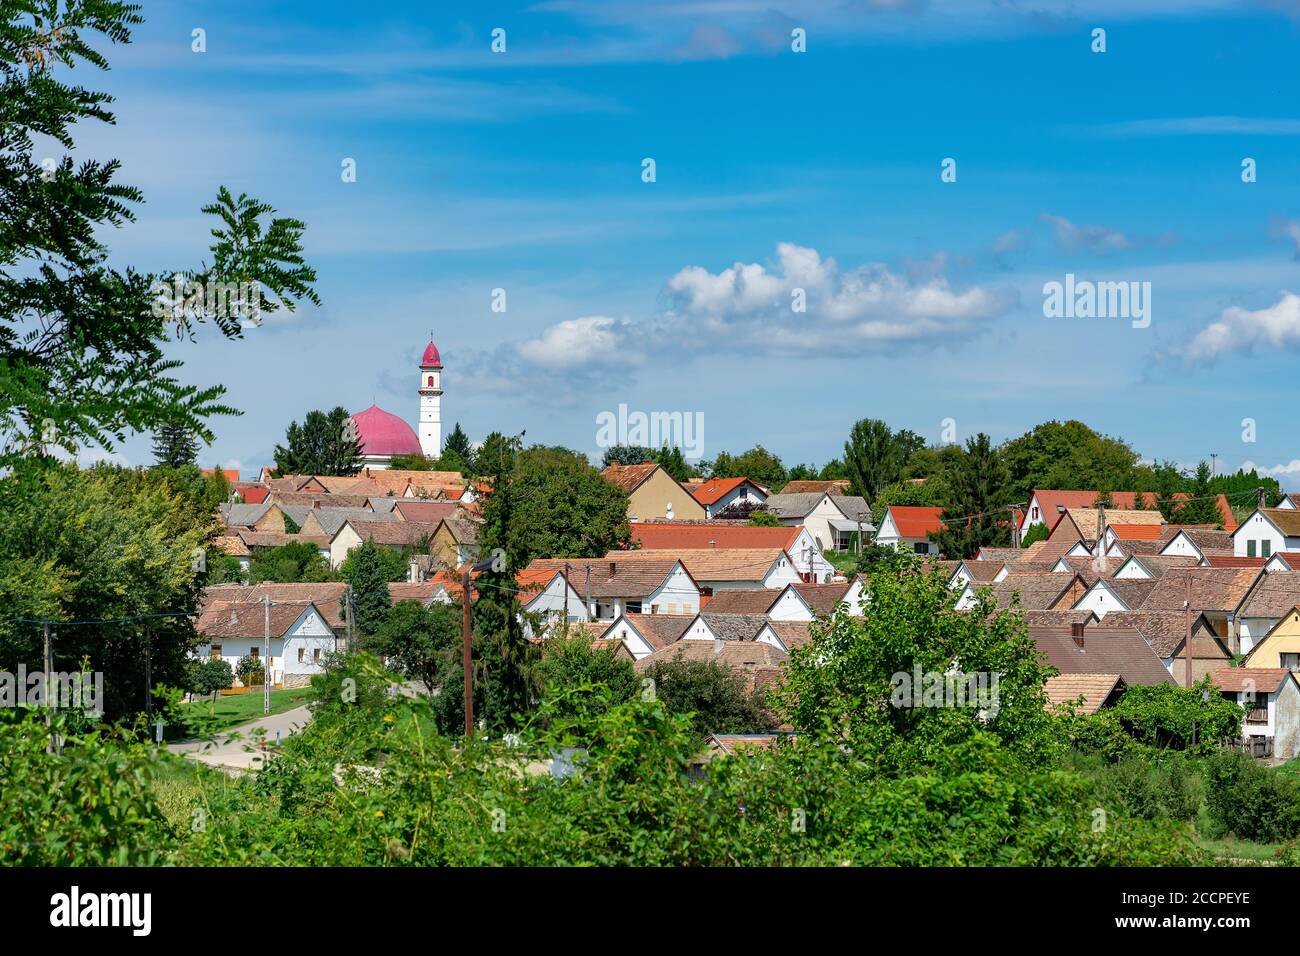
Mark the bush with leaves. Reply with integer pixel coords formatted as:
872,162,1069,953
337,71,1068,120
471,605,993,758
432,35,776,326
192,658,234,701
236,654,265,687
640,656,772,737
533,633,640,725
1203,751,1300,842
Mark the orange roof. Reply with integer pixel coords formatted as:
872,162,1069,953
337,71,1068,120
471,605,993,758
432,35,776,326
887,506,946,539
1205,555,1267,568
203,468,241,483
601,462,660,493
1025,489,1237,532
515,567,564,602
630,523,802,551
690,477,758,506
1110,524,1164,540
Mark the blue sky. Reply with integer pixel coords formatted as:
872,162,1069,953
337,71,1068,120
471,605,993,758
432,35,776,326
77,0,1300,484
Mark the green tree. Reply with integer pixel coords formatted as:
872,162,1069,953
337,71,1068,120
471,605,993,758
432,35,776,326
534,633,640,724
151,420,199,468
369,599,461,695
248,541,331,583
0,3,318,470
748,508,780,526
1178,461,1222,526
640,656,772,737
652,444,691,482
843,418,911,502
600,444,653,468
340,540,392,636
0,463,210,720
1019,522,1049,548
272,406,363,477
713,446,786,489
930,433,1010,559
999,420,1140,504
774,555,1062,776
474,431,523,480
192,658,233,702
443,422,473,462
485,446,630,567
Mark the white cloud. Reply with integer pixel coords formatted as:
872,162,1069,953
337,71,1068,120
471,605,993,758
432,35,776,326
1275,218,1300,259
1040,214,1131,254
515,316,644,368
1172,291,1300,365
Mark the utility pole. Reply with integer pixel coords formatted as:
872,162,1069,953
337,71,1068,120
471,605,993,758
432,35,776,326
1009,506,1020,548
1210,453,1217,478
144,628,152,721
344,585,354,653
461,567,474,738
43,621,53,754
1184,573,1193,689
584,565,592,619
563,561,571,629
263,594,271,716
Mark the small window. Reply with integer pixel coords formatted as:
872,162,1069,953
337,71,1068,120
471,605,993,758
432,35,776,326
913,542,928,554
210,644,223,661
313,648,321,662
248,646,259,658
1032,507,1039,520
627,601,643,614
1281,653,1300,670
298,648,305,663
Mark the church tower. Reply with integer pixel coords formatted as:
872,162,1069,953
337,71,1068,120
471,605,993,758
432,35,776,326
418,337,443,458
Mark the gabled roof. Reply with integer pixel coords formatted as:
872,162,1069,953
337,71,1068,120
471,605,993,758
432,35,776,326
605,547,790,582
392,500,459,524
762,492,831,519
306,508,399,537
789,581,851,615
629,522,805,552
600,462,661,493
198,600,321,640
699,613,771,642
1099,610,1224,659
884,506,946,539
1245,508,1300,537
780,479,850,495
1093,577,1159,610
633,638,788,673
1030,626,1173,685
202,582,349,628
1213,667,1293,694
1162,528,1234,554
388,580,456,605
526,557,697,600
1117,554,1201,579
1239,571,1300,619
959,560,1007,583
762,621,814,651
1109,524,1164,540
829,495,874,524
701,589,783,615
1022,609,1099,628
1044,674,1124,715
1066,508,1163,541
615,613,695,650
341,519,443,547
1139,567,1262,614
974,547,1023,563
690,477,765,505
990,572,1083,610
221,502,274,528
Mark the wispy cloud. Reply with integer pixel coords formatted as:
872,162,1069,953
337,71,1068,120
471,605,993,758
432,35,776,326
1040,214,1131,254
1166,291,1300,365
1064,116,1300,138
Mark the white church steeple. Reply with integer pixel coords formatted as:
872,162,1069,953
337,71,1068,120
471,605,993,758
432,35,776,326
418,336,443,458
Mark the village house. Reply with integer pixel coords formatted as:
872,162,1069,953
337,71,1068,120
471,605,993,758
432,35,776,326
1235,571,1300,654
328,519,442,569
1070,576,1158,619
1233,508,1300,559
762,492,875,552
873,505,945,555
629,521,834,582
514,568,591,637
1212,667,1300,760
1243,605,1300,674
606,547,800,593
1098,610,1230,684
195,599,336,688
526,556,701,620
1135,567,1262,654
1043,674,1127,715
601,462,707,522
599,613,695,659
688,477,769,518
1030,624,1173,687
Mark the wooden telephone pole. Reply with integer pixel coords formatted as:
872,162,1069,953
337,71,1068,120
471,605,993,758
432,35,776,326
462,567,474,738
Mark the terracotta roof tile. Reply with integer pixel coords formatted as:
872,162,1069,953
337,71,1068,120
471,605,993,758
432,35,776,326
1044,674,1124,714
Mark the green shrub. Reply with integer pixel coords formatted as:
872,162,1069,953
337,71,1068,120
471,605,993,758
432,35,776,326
236,654,265,686
1203,751,1300,842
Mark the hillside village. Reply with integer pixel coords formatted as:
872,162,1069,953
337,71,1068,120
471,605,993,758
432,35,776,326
200,415,1300,762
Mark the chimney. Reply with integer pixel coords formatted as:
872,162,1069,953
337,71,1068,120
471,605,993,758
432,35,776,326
708,539,717,549
1071,622,1085,647
608,561,616,577
713,637,724,655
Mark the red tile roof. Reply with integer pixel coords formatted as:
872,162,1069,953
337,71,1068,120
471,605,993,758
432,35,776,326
887,506,946,539
1110,524,1164,540
1205,555,1267,568
689,477,760,506
601,462,660,493
1212,667,1291,694
630,523,803,552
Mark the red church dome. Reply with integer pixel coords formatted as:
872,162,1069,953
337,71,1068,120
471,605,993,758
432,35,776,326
350,405,422,457
420,339,442,367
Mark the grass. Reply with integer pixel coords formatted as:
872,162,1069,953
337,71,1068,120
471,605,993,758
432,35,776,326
180,686,314,736
1196,835,1285,864
150,755,239,832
